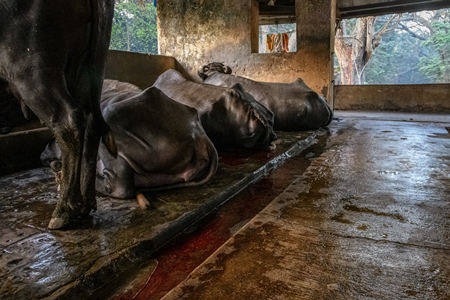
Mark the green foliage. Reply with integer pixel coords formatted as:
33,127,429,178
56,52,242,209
365,29,431,84
110,1,158,54
419,21,450,83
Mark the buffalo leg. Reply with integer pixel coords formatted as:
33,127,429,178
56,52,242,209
79,112,100,215
12,76,89,229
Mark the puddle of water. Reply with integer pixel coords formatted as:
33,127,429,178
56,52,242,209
357,224,368,231
331,213,353,224
343,204,405,222
378,170,399,175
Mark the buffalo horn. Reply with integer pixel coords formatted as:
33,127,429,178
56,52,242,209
199,65,209,74
223,65,232,74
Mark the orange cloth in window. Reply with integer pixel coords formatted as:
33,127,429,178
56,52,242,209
273,34,283,53
282,33,289,52
266,34,274,52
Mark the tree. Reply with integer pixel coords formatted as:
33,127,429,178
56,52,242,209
364,27,430,84
335,15,399,84
418,12,450,83
335,8,450,84
110,0,158,54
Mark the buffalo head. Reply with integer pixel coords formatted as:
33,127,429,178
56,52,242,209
205,83,277,150
198,62,232,81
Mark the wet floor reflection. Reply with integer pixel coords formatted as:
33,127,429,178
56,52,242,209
156,117,450,300
2,115,450,299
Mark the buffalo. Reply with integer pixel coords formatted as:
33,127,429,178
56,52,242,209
0,0,116,229
153,69,278,150
41,80,218,203
198,62,333,131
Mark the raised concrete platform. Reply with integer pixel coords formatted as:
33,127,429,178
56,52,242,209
0,130,316,299
161,111,450,300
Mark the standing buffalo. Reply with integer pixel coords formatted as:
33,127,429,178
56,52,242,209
0,1,116,229
153,69,278,150
198,62,333,131
41,80,218,202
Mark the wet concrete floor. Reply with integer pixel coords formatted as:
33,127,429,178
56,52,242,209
157,111,450,300
1,111,450,299
0,127,314,299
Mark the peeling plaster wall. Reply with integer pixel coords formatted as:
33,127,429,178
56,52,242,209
157,0,333,98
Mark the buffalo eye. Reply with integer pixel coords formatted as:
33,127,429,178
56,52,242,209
105,183,111,194
102,169,114,194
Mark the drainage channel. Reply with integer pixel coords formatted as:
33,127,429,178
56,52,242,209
108,131,330,300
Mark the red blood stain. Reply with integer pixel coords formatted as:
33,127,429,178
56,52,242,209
219,149,279,167
112,156,310,300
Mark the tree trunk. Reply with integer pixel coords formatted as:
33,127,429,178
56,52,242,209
351,16,376,84
335,26,353,84
335,16,379,84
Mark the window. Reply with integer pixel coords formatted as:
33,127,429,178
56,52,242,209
110,1,158,54
334,8,450,84
252,0,297,54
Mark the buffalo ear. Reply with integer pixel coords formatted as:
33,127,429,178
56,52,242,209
223,85,244,105
225,87,238,99
20,100,32,120
251,108,268,127
293,78,308,88
197,65,209,80
230,83,244,93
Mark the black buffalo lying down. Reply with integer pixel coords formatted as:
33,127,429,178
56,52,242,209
41,80,218,203
0,0,116,229
198,62,333,131
153,69,278,150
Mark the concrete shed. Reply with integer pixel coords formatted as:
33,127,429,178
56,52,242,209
1,1,450,299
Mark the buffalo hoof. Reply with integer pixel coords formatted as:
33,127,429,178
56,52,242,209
81,196,97,216
137,193,151,210
79,205,94,216
269,138,282,150
48,212,71,230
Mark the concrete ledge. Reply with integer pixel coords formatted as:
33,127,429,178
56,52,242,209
334,84,450,113
0,124,52,176
0,131,317,300
105,50,193,89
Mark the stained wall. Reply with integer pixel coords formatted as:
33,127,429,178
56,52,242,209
156,0,335,100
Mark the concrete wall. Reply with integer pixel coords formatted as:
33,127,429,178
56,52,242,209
156,0,450,113
157,0,334,100
105,50,191,89
334,84,450,113
0,125,52,176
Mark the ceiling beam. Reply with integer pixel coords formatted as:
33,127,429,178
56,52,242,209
338,0,450,19
259,4,296,16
